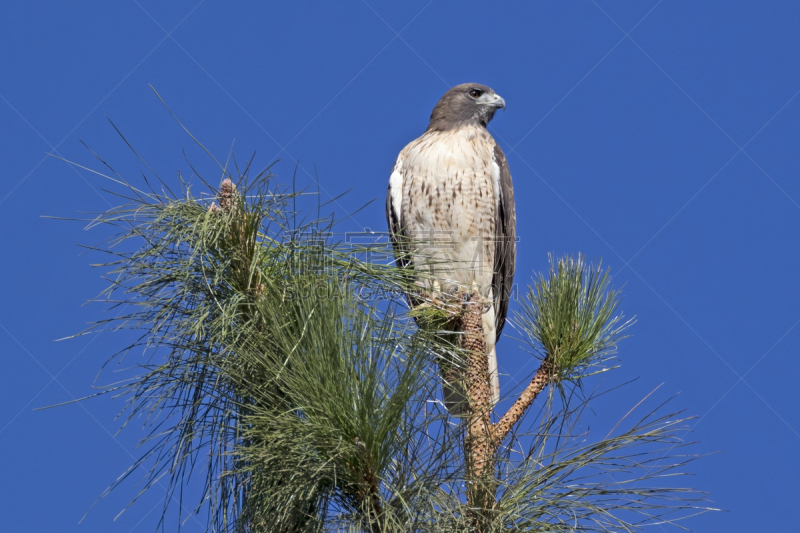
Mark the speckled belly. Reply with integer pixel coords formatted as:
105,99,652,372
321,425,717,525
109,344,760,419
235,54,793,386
401,132,497,294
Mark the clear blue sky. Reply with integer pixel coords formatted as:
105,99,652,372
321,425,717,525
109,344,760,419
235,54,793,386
1,1,798,531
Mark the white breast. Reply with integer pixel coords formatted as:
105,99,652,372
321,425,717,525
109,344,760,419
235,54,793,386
396,127,499,294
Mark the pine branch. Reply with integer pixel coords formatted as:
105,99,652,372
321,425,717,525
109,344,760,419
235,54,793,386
491,359,551,450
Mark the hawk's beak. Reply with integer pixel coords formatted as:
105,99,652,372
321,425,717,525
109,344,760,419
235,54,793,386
491,94,506,110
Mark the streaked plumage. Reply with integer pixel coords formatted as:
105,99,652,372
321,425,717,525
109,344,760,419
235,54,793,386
386,83,517,415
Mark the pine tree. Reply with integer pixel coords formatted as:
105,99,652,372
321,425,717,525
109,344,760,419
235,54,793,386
72,122,712,532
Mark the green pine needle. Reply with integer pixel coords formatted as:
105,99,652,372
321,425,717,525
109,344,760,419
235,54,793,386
517,254,635,384
64,114,711,532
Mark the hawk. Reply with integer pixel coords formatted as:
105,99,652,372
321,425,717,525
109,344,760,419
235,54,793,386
386,83,517,415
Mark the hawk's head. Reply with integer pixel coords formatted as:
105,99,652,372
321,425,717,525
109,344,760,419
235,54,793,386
427,83,506,132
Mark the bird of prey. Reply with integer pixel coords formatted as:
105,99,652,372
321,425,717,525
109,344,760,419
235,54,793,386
386,83,516,415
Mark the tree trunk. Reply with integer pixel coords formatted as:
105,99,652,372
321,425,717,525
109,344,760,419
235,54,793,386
460,293,495,530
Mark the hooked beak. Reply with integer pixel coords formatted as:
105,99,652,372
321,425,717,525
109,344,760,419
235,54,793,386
477,91,506,110
491,93,506,110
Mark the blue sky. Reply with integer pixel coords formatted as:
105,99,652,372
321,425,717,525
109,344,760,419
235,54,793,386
1,1,799,531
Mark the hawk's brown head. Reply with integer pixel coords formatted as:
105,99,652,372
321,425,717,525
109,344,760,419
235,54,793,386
427,83,506,132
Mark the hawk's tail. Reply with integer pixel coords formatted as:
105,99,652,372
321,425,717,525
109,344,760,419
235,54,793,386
488,344,500,406
442,375,469,418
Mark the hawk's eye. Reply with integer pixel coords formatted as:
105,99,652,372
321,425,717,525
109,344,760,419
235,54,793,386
468,89,483,98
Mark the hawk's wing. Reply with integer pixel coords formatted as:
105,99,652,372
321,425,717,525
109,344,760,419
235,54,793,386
492,143,516,340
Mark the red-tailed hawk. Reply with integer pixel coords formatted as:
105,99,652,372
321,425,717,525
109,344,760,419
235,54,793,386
386,83,517,415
